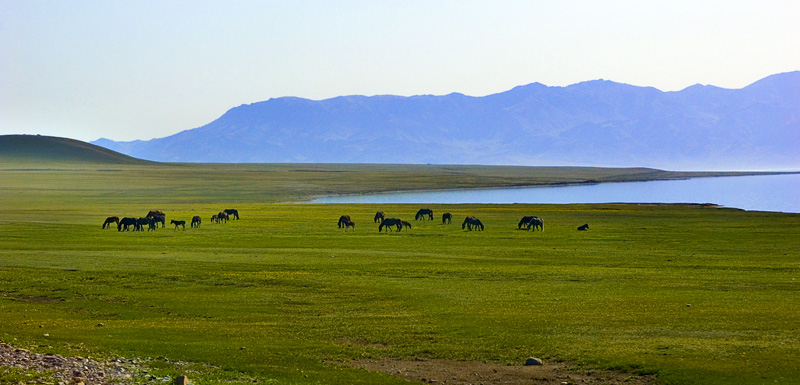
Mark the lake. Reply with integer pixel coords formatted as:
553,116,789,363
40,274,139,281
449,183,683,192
314,173,800,213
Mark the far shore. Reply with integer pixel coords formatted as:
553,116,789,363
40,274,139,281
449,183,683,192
306,170,799,203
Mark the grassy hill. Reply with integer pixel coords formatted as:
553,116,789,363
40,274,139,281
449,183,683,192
0,135,153,166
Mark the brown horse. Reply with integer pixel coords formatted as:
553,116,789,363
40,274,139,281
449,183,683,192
217,211,229,223
102,216,119,229
191,216,201,228
338,215,351,228
374,211,386,223
400,220,412,230
342,220,355,232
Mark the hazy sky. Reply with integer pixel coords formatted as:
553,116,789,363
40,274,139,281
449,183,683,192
2,1,798,142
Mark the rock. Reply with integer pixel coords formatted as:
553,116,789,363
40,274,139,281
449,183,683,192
524,357,543,366
174,375,190,385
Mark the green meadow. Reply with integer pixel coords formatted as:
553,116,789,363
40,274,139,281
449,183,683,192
1,155,799,384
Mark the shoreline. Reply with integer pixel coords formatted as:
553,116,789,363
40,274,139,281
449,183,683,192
305,170,799,203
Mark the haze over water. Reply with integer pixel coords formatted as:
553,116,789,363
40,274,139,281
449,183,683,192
315,174,800,214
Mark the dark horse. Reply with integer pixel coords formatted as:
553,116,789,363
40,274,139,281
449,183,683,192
337,215,351,228
147,210,165,228
102,216,119,229
342,219,355,232
171,219,186,230
374,211,386,223
462,216,484,231
215,211,229,223
379,218,403,232
191,216,201,228
526,217,544,231
150,214,165,229
136,217,154,232
118,217,137,231
224,209,240,220
518,216,536,229
442,213,452,224
415,209,434,220
577,224,589,231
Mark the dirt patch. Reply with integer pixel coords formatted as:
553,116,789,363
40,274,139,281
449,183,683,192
352,358,656,385
0,292,60,304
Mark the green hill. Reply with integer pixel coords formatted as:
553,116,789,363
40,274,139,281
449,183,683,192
0,135,153,165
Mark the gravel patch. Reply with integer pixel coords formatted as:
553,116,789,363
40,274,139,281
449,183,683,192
1,342,170,384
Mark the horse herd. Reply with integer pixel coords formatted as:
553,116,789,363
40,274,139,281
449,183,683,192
102,207,589,233
338,209,587,233
102,209,240,231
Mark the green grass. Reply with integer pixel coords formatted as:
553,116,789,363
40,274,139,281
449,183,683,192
0,160,798,384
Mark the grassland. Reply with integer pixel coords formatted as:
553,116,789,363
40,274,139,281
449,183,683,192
1,156,799,384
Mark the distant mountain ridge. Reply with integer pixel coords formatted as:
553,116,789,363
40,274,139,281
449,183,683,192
93,71,800,170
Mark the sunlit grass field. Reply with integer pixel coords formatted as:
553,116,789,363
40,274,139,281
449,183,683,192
1,160,799,384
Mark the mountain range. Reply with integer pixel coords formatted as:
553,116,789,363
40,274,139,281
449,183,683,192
92,71,800,170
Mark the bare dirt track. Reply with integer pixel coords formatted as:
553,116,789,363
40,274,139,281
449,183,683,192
352,358,657,385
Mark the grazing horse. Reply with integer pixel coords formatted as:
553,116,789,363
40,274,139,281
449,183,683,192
400,220,412,230
442,213,452,224
577,224,589,231
171,219,186,230
102,216,119,229
462,216,484,231
526,217,544,232
191,216,201,228
337,215,351,228
118,217,137,231
224,209,240,220
342,220,356,232
211,212,228,224
518,216,536,229
415,208,434,220
374,211,386,223
379,218,403,232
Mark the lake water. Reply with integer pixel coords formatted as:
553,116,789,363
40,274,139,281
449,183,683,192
314,174,800,213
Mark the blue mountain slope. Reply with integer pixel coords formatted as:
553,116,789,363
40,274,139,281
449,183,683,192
93,71,800,170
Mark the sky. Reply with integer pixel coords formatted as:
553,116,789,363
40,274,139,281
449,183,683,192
2,1,799,143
